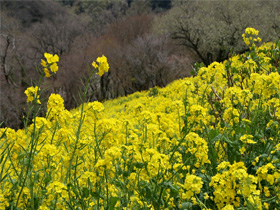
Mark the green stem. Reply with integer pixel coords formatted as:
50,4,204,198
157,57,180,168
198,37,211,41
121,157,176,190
94,122,103,159
65,69,96,183
16,72,44,208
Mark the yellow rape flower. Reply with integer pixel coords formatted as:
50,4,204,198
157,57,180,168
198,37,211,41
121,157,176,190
38,206,49,210
240,135,256,144
221,205,235,210
0,189,9,209
43,68,51,77
92,61,98,68
92,55,110,76
245,28,259,36
41,52,59,77
263,187,270,197
50,62,58,74
264,202,269,210
247,195,262,210
223,107,240,125
46,93,67,122
242,27,261,47
44,52,59,63
210,162,259,209
239,146,246,155
183,174,203,199
24,86,41,104
256,163,275,182
87,101,104,112
45,181,67,207
242,33,250,46
47,94,65,113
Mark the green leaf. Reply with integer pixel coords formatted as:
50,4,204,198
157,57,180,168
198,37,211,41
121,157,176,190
82,187,90,198
180,201,192,209
134,162,145,168
34,171,40,183
109,197,119,210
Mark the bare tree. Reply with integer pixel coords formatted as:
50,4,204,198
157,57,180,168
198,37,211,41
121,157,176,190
155,0,280,65
31,13,84,57
77,0,128,36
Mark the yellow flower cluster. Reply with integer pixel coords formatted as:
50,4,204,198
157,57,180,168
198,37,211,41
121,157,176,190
24,86,41,104
245,27,259,36
0,189,9,209
182,132,210,168
182,174,203,199
257,163,280,186
46,93,69,122
240,134,256,144
210,162,260,209
92,55,110,76
41,52,59,77
242,27,262,46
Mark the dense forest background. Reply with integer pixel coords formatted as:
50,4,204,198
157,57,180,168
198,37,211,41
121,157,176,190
1,0,280,129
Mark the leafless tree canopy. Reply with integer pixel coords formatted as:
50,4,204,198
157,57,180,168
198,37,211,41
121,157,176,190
154,0,280,65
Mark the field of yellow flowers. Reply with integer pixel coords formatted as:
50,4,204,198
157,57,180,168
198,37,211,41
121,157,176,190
1,28,280,210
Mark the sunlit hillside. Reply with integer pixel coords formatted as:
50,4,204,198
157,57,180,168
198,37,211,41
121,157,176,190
1,28,280,210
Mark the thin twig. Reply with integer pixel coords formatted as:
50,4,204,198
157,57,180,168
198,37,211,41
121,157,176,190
211,86,222,100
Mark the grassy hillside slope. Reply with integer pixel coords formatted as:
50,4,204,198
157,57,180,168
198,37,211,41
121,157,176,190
0,28,279,210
